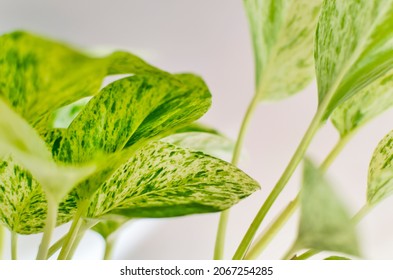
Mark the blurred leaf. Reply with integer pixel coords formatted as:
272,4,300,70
368,130,393,205
295,159,360,256
91,216,129,240
87,141,260,219
244,0,322,100
162,132,235,162
324,256,351,260
315,0,393,119
332,70,393,137
0,31,165,130
0,99,95,202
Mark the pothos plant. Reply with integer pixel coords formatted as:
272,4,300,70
1,0,393,260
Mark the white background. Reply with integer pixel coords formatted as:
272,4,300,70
1,0,393,259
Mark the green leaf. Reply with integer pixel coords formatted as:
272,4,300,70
0,159,47,234
331,70,393,137
0,99,95,202
86,141,260,219
295,159,360,256
315,0,393,119
0,31,165,130
162,132,235,162
244,0,322,100
367,130,393,205
91,216,129,240
53,74,211,165
324,256,351,260
172,122,222,136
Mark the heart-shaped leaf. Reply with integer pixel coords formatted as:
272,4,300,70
86,141,260,219
244,0,322,100
295,159,360,256
331,71,393,137
162,132,235,162
315,0,393,119
367,130,393,205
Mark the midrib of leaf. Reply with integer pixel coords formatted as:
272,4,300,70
253,0,296,98
319,3,391,118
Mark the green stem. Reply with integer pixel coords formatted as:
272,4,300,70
294,249,319,260
0,225,4,260
57,200,88,260
104,236,116,260
48,235,66,259
36,196,58,260
244,196,298,260
214,95,259,260
320,132,355,172
67,220,98,260
282,242,298,260
241,133,353,259
233,105,326,260
11,231,17,260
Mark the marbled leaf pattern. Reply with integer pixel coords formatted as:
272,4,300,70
87,141,260,219
0,31,165,131
331,70,393,137
244,0,322,100
368,130,393,205
315,0,393,119
162,132,235,162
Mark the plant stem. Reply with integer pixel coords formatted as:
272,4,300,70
58,200,88,260
11,231,17,260
352,204,371,225
0,225,4,260
244,196,298,259
48,235,66,259
67,220,98,260
214,95,260,260
233,105,326,259
320,132,354,172
241,132,353,259
104,236,116,260
293,249,319,260
282,242,298,260
36,196,58,260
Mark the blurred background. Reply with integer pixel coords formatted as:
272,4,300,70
1,0,393,259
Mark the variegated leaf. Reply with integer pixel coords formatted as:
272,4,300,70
53,74,211,165
295,159,360,256
244,0,322,100
0,31,165,130
331,70,393,137
162,132,235,162
0,158,75,234
368,130,393,205
0,99,95,202
315,0,393,119
87,141,260,219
